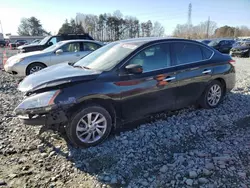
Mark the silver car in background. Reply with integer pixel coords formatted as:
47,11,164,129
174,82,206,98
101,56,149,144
4,40,103,77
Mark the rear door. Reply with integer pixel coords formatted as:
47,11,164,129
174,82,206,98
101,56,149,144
50,41,82,65
173,42,214,108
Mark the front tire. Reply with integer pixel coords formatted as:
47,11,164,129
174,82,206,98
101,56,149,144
199,80,224,109
26,63,46,75
66,105,112,147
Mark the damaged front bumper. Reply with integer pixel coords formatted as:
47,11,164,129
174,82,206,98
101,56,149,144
17,110,68,126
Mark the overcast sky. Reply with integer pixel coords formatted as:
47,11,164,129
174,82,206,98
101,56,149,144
0,0,250,36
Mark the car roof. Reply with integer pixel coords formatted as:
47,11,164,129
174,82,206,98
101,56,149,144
117,37,208,46
59,39,103,45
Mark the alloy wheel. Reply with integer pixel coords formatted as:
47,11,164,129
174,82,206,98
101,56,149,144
207,84,222,106
29,66,43,74
76,112,107,144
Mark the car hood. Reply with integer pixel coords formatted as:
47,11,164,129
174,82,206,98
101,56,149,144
231,46,250,50
7,51,45,62
18,62,102,92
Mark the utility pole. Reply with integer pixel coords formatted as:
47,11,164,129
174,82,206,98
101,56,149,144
206,16,210,38
187,3,192,39
0,20,4,39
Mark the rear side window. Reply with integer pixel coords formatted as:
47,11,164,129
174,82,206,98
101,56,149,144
173,42,203,65
83,42,101,51
201,47,213,59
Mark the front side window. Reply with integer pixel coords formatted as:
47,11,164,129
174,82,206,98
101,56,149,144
219,41,225,46
61,42,80,52
43,41,64,52
48,37,57,45
128,43,171,72
173,42,203,65
84,42,101,51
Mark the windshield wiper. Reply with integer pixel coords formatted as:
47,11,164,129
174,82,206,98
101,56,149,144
73,64,91,70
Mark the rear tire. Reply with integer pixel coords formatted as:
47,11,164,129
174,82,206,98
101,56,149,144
26,63,46,75
66,105,112,147
199,80,224,109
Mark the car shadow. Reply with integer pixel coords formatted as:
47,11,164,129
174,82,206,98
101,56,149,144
38,91,250,187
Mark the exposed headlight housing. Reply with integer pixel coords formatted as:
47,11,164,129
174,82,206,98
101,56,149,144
14,90,61,114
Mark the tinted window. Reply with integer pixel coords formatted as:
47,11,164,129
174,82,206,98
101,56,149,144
84,42,101,51
61,42,80,52
128,43,171,72
173,43,203,65
201,47,213,59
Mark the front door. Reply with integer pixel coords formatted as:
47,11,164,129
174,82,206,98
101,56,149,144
118,43,178,120
172,42,213,108
50,41,83,66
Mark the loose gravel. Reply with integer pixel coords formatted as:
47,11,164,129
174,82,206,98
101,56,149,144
1,57,250,188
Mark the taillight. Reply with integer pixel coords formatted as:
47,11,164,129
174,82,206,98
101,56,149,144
229,59,236,66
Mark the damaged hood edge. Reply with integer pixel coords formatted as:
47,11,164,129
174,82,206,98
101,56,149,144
18,62,102,93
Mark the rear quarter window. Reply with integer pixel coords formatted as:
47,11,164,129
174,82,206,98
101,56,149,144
201,47,213,59
173,42,203,65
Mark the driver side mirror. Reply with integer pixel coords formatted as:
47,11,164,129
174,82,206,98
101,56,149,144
125,64,143,74
55,49,63,55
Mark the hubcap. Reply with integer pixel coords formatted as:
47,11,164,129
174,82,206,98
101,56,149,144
76,112,107,143
207,84,222,106
29,66,43,74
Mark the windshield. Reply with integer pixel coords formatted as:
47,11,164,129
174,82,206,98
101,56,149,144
74,42,140,71
43,41,64,52
208,40,219,46
39,36,50,45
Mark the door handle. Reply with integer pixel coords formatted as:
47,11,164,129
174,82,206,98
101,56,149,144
202,70,211,74
163,76,176,81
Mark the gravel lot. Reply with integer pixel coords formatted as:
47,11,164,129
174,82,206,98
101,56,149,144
1,56,250,188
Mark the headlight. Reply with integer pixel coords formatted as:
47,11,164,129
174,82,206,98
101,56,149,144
8,57,25,66
14,90,61,114
15,57,25,63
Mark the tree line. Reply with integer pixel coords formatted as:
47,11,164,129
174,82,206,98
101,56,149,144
73,10,165,41
17,14,250,41
173,20,250,39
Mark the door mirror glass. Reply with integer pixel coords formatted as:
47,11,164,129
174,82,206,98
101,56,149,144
55,49,63,55
125,64,143,74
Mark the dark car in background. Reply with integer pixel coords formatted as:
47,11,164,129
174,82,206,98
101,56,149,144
9,40,28,49
18,34,94,53
230,41,250,57
15,38,236,147
208,39,235,53
0,39,5,47
197,39,212,45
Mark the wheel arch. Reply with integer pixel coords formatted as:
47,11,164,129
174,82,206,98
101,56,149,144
26,62,47,75
67,98,118,129
214,77,227,96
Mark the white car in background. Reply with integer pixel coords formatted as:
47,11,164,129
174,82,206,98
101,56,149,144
4,40,103,77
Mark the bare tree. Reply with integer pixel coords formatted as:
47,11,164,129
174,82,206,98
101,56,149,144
75,11,165,41
152,21,165,37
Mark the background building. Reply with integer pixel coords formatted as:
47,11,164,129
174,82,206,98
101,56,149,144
5,35,45,43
